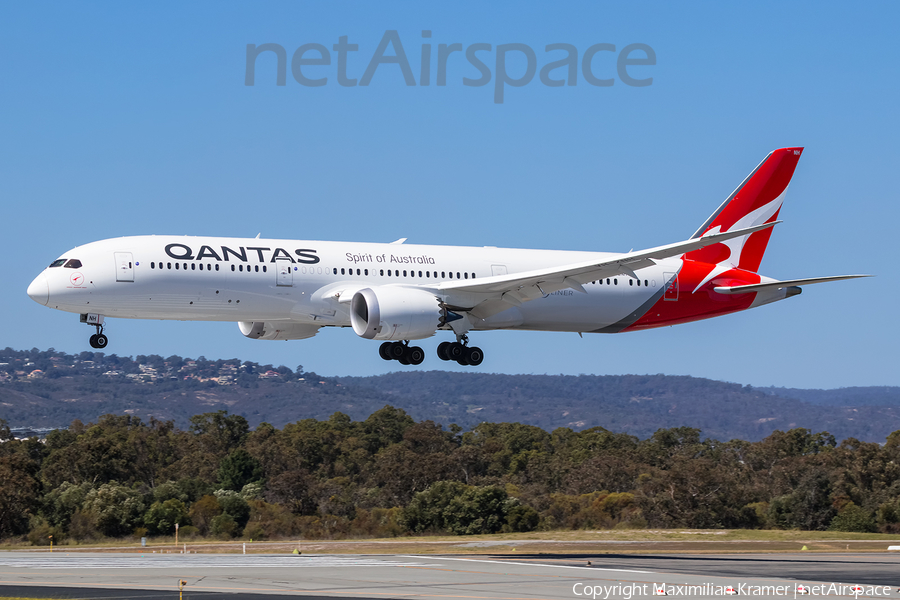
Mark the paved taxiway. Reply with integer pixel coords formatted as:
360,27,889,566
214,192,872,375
1,552,899,599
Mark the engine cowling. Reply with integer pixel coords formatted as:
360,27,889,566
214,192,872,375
239,321,320,340
350,287,442,341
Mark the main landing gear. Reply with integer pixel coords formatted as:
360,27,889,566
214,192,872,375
379,341,425,365
437,335,483,366
378,336,484,367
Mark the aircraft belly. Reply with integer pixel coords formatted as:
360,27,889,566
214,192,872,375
511,286,658,332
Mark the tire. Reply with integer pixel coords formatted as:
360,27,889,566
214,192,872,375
398,353,410,365
437,341,451,361
379,342,393,361
456,355,469,366
389,342,406,360
95,334,108,348
448,342,465,361
408,346,425,365
89,334,99,348
465,346,484,366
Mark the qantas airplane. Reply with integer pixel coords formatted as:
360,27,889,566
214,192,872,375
26,147,865,366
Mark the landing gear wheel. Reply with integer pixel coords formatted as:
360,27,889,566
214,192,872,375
437,341,451,361
448,342,465,361
389,342,406,360
94,334,108,349
379,342,393,361
89,334,99,348
397,353,411,365
465,346,484,366
407,346,425,365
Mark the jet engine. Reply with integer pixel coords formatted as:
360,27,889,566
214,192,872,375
239,321,320,340
350,287,442,340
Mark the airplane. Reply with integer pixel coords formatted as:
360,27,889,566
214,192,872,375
26,147,867,367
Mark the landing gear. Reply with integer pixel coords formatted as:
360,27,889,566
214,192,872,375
378,341,425,366
80,313,108,349
436,335,483,366
89,333,108,349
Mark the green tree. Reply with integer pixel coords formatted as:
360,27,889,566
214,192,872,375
82,482,145,537
217,449,263,491
829,502,875,533
144,499,190,535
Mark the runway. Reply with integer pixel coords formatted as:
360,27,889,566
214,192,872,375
1,552,899,600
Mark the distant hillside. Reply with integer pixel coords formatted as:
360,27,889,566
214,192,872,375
2,347,899,442
758,385,900,407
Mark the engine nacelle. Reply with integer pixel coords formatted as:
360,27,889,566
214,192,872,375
350,287,442,341
239,321,320,340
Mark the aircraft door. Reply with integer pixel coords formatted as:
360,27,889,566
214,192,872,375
275,259,293,287
663,272,678,301
491,265,508,277
115,252,134,282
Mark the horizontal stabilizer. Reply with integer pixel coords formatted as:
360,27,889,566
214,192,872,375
714,275,871,295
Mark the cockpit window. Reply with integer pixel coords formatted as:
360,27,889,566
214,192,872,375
49,259,67,268
64,259,82,269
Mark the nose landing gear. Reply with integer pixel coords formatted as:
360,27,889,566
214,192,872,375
80,313,108,349
437,335,483,366
379,341,425,365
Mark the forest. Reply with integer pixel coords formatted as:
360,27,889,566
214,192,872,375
2,406,900,544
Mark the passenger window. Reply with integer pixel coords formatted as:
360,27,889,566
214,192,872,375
418,270,422,277
457,272,461,279
263,266,267,272
365,269,369,276
255,265,259,272
341,268,345,275
380,269,384,276
49,259,67,268
606,278,610,284
449,272,453,279
645,280,648,286
231,265,235,271
191,263,196,271
464,272,468,279
150,262,155,269
215,264,219,271
175,263,179,270
629,279,633,286
614,278,618,285
442,271,446,278
403,270,408,277
357,269,361,275
168,263,172,269
472,273,475,279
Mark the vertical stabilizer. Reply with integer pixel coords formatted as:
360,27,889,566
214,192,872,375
685,147,803,273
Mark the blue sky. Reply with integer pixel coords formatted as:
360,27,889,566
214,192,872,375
1,2,896,388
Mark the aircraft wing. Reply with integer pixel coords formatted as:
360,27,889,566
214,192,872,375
437,221,779,318
713,274,871,294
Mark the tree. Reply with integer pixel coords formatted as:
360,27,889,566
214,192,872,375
0,453,40,537
217,449,263,491
82,482,145,537
144,499,190,535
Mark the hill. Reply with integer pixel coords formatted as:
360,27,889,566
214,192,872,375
2,347,899,442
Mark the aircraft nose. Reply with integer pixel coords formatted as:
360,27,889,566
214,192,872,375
27,273,49,306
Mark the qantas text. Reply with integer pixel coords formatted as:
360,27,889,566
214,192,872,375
164,244,319,264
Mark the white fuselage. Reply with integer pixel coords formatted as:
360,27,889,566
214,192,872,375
28,235,675,335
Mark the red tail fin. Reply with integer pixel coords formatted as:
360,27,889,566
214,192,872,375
685,147,803,273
